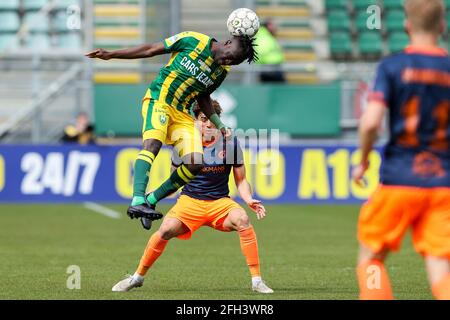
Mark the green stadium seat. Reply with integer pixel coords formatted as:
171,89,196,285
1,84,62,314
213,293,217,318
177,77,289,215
24,12,49,32
0,12,20,32
385,10,405,32
55,0,80,9
25,33,50,49
57,32,82,48
325,0,348,11
0,0,19,10
358,31,383,58
383,0,404,10
327,10,352,31
447,11,450,30
23,0,47,10
355,10,372,31
353,0,379,10
445,0,450,10
52,12,68,32
387,31,409,53
330,32,353,59
0,33,19,50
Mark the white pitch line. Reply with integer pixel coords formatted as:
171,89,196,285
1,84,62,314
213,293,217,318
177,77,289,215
83,202,121,219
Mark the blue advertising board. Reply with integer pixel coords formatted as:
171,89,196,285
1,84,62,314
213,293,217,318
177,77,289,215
0,145,382,204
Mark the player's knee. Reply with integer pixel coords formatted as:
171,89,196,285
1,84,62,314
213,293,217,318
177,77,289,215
358,244,388,264
158,223,177,240
235,213,251,230
158,226,176,240
143,139,162,155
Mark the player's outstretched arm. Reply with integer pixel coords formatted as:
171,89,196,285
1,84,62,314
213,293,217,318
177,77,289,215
196,94,232,138
85,42,167,60
233,165,266,220
352,101,386,186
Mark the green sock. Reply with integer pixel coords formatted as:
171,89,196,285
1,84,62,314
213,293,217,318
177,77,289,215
132,150,155,205
147,165,195,205
131,196,145,206
146,193,157,206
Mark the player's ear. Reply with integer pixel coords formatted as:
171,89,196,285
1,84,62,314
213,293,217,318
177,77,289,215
404,20,411,36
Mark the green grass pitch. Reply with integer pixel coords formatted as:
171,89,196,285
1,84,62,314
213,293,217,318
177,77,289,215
0,204,432,300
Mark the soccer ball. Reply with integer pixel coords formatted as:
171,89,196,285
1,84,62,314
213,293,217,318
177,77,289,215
227,8,260,37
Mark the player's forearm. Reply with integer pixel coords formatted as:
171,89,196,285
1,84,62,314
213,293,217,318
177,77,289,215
110,43,162,59
237,179,253,204
358,127,378,165
197,95,226,130
108,44,153,59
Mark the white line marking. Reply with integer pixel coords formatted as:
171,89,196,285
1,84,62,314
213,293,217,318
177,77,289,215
83,202,121,219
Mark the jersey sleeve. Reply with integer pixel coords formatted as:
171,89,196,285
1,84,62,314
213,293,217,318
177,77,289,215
171,149,182,168
367,60,391,107
163,32,193,53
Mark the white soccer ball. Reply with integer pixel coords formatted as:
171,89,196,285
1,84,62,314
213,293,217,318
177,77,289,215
227,8,260,37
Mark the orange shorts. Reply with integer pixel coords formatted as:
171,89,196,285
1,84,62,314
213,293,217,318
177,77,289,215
166,195,244,240
358,185,450,259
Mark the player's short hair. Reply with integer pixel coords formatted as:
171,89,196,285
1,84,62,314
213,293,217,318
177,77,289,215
404,0,445,34
193,99,222,118
235,35,259,64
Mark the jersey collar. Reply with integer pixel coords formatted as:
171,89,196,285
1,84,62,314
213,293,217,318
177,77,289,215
404,45,448,57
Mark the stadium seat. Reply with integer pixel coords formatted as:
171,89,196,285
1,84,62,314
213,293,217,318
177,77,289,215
0,12,20,32
329,32,352,59
0,0,19,10
52,11,68,32
387,32,409,53
383,0,404,10
327,10,352,32
353,0,379,10
0,33,19,50
55,0,80,8
57,32,82,48
385,10,405,33
358,31,383,59
23,0,47,10
325,0,348,11
355,10,372,31
25,33,51,49
447,11,450,30
24,12,49,32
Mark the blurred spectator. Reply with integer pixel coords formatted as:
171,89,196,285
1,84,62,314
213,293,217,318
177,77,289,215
254,19,286,83
61,112,95,145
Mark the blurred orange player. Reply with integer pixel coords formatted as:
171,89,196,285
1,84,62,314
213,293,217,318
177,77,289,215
353,0,450,300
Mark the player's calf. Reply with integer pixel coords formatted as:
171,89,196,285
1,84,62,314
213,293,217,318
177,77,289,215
145,163,200,208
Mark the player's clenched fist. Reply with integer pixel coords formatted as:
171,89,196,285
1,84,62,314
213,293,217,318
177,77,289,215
85,49,113,60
